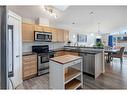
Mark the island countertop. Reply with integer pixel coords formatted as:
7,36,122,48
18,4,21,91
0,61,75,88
50,55,82,64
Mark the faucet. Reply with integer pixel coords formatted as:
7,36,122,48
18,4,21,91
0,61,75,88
74,42,79,47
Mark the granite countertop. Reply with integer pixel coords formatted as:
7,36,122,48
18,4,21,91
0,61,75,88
50,55,82,64
51,47,103,54
64,45,104,49
23,46,104,56
22,52,37,56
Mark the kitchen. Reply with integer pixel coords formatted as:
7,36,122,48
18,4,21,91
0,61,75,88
1,5,127,89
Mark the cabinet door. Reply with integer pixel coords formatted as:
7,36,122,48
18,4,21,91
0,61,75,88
34,25,44,31
79,53,85,72
57,29,64,42
85,54,89,73
51,28,58,42
64,30,69,42
43,26,52,32
22,55,37,80
22,23,34,42
89,54,95,75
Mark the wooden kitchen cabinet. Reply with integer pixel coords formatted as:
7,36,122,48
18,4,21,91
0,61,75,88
43,26,52,32
34,25,44,31
64,30,69,42
51,28,58,42
22,54,37,80
22,23,69,43
57,29,64,42
22,23,35,42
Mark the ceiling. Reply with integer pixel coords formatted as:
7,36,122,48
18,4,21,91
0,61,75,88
8,6,68,20
53,6,127,34
8,6,127,34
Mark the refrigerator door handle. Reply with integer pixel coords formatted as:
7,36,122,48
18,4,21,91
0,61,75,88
8,25,14,78
16,55,20,57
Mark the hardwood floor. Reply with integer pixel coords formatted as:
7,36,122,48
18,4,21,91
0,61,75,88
16,57,127,89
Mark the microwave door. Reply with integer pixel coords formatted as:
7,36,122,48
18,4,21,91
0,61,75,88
37,34,45,41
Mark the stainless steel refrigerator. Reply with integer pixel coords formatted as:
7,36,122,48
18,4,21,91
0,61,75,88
0,6,8,89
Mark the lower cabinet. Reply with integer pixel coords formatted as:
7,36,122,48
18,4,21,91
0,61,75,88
22,54,37,80
80,53,102,78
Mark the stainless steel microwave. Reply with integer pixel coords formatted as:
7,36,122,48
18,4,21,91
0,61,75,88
34,31,52,42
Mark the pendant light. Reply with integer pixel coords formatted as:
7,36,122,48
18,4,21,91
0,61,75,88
96,22,102,38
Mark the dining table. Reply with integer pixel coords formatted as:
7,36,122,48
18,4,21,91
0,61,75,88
104,49,119,63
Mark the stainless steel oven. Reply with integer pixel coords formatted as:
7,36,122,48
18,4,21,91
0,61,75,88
38,53,49,75
34,31,52,42
32,45,50,75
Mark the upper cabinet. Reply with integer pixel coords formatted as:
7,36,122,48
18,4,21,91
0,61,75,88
43,26,52,32
64,30,69,42
51,28,58,42
57,29,64,42
22,23,34,42
22,23,69,43
34,25,44,31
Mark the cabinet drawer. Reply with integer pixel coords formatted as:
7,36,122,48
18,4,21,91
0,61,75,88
31,58,37,62
30,55,37,59
23,61,31,65
23,55,37,62
23,56,31,62
23,65,36,71
23,61,37,68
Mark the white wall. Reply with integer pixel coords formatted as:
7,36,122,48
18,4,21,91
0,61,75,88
36,17,50,26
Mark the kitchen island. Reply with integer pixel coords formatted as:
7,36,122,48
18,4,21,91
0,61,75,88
49,55,83,89
51,46,105,78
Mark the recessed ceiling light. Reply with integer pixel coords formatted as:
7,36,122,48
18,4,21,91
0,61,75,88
89,11,94,15
72,22,76,24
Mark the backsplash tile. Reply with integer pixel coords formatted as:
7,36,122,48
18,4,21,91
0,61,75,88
22,42,64,52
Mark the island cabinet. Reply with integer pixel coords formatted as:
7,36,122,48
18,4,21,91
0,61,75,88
80,53,102,78
49,55,83,89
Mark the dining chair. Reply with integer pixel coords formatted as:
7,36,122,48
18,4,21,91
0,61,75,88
111,47,125,64
104,46,112,63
